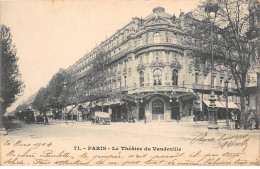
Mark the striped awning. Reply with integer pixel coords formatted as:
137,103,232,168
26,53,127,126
220,101,239,109
204,101,239,109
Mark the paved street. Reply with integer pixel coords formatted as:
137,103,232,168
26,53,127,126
4,119,260,144
1,119,260,166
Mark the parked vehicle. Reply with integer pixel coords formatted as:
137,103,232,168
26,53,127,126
93,111,111,125
23,109,35,124
36,115,44,124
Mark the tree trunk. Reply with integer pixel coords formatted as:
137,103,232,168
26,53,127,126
0,103,4,128
0,103,8,134
240,95,247,129
0,114,4,129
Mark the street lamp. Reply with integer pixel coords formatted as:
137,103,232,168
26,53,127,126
224,79,229,128
194,92,200,122
205,0,219,129
63,81,68,121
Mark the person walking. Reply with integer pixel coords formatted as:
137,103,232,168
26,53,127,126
144,113,147,124
230,111,236,130
248,110,255,130
44,116,49,125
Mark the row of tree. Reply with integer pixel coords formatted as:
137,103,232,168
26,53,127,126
31,69,68,114
30,47,112,115
187,0,259,127
4,0,258,129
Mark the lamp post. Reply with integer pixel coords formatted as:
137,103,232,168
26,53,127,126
194,92,200,122
63,81,68,121
224,79,229,128
205,0,219,129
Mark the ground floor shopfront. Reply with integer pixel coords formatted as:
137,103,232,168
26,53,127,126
89,92,197,122
62,92,246,123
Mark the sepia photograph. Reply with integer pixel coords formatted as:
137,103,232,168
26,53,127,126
0,0,259,166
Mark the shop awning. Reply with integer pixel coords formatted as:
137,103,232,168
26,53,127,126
81,102,91,107
96,98,122,106
204,101,239,109
203,101,225,108
219,101,239,109
71,108,80,115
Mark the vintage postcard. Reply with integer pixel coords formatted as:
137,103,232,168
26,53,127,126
0,0,259,166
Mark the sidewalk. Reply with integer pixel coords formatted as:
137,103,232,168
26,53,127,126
50,119,260,133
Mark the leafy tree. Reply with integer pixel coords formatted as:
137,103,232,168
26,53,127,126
32,70,68,114
186,0,259,128
1,25,24,129
32,87,48,114
80,48,111,102
15,103,29,112
46,70,66,109
0,25,24,113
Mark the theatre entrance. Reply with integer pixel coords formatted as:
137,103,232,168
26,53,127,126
152,99,164,120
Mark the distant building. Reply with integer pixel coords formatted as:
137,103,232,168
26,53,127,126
64,7,258,122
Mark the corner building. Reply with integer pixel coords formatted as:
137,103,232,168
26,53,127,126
66,7,253,122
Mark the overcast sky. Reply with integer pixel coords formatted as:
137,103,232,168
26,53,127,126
1,0,201,112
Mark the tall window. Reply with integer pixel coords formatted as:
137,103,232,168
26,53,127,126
173,53,178,62
153,69,162,86
172,69,178,86
124,76,127,87
154,32,160,43
140,71,144,87
195,72,199,85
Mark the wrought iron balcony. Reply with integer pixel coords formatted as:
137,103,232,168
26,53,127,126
193,83,236,93
126,85,188,94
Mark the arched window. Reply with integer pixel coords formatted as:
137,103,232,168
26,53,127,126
153,69,162,86
140,71,144,87
172,69,178,86
154,32,160,43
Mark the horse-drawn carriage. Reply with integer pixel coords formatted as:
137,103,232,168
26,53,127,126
93,111,111,125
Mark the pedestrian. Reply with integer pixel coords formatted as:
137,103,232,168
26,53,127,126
235,109,240,129
248,110,255,130
177,114,180,123
230,111,237,130
44,116,49,125
144,113,147,124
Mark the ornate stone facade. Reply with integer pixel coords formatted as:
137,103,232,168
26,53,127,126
65,7,257,122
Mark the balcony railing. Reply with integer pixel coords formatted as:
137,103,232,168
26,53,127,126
193,84,236,92
108,49,128,63
135,38,183,49
85,85,188,98
193,84,222,91
126,85,187,94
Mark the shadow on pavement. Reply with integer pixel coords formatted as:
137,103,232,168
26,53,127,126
5,119,25,133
